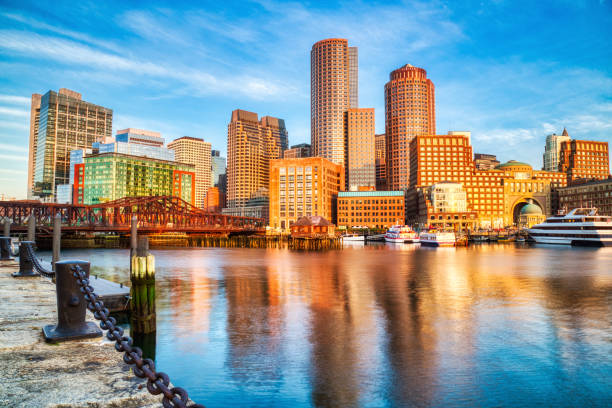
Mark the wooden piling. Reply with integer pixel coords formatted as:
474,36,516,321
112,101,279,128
130,237,156,334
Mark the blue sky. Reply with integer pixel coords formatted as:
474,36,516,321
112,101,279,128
0,0,611,199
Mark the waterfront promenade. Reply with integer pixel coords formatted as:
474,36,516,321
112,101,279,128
0,259,159,407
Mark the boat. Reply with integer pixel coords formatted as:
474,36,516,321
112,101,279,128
419,231,456,247
527,208,612,247
516,236,526,242
384,225,419,243
342,234,365,242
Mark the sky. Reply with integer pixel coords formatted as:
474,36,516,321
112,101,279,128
0,0,611,199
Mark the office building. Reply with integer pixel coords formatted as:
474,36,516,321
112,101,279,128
168,136,212,208
227,109,288,208
559,139,610,183
407,132,567,229
474,153,500,171
97,130,174,161
385,64,435,190
558,177,612,215
211,150,227,191
337,190,405,228
79,153,195,205
375,133,386,190
269,157,344,230
311,38,358,166
344,108,375,190
543,128,570,171
205,186,226,213
29,89,112,199
115,128,165,147
284,143,311,159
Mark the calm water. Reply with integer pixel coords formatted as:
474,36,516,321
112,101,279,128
50,244,612,407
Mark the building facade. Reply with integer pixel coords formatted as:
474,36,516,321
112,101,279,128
81,153,195,205
29,89,113,200
385,64,435,190
311,38,358,166
115,128,165,147
558,178,612,216
337,190,405,228
205,186,226,213
211,150,227,191
407,133,567,229
227,109,288,208
543,129,570,172
375,133,386,190
284,143,311,159
27,93,42,199
345,108,375,190
168,136,212,208
269,157,344,230
559,139,610,183
474,153,500,171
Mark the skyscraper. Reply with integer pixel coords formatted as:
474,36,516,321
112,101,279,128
27,94,41,199
29,89,113,199
345,108,375,190
211,150,227,192
227,109,288,208
168,136,212,208
385,64,435,190
375,133,386,190
311,38,358,166
543,128,570,172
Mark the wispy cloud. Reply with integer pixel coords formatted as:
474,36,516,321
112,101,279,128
0,94,30,105
0,106,28,117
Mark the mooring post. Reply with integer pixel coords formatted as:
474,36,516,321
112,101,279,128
0,236,13,260
52,213,61,270
3,220,10,238
42,260,103,342
12,241,37,277
130,215,138,256
27,215,36,243
130,236,156,334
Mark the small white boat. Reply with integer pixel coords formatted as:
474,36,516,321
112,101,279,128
420,231,456,247
342,234,365,242
385,225,419,243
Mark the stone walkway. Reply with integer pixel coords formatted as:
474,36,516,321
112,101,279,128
0,260,159,407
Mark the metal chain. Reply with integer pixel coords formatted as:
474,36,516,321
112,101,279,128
71,264,205,408
24,242,55,278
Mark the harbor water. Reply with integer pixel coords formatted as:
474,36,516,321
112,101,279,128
48,244,612,407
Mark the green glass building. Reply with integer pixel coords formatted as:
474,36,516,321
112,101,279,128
82,153,195,205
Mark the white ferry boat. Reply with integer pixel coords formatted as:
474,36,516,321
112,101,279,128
342,234,365,242
527,208,612,247
385,225,419,243
419,231,456,247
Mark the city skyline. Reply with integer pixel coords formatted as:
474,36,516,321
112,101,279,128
1,0,611,199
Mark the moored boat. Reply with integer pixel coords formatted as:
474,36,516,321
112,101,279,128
342,234,365,242
384,225,419,243
420,231,456,247
527,208,612,246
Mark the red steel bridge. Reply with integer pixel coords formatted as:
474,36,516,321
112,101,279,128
0,196,264,235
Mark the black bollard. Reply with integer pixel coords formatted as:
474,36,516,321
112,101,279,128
0,237,13,260
12,242,37,277
42,260,103,342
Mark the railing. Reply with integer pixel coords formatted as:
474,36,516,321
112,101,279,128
14,241,206,408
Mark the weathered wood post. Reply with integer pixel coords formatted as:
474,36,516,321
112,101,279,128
130,237,156,334
3,220,10,237
130,216,137,254
52,213,61,270
28,215,36,243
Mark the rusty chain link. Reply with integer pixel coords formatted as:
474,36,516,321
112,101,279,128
71,264,205,408
24,242,55,278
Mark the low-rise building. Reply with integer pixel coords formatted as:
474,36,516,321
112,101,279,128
558,177,612,216
474,153,500,170
337,190,404,228
269,157,344,230
283,143,311,158
205,187,225,213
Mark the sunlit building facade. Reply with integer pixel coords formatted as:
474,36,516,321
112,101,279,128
543,129,570,172
227,109,288,209
284,143,311,159
168,136,212,208
29,88,112,200
345,108,375,190
375,133,386,190
559,139,610,183
269,157,344,230
385,64,436,190
474,153,500,171
558,178,612,215
311,38,358,166
337,190,405,228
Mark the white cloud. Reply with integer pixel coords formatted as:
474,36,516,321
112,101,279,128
0,106,28,117
0,95,30,105
0,143,28,153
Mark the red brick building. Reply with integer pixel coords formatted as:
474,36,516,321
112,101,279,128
559,139,610,183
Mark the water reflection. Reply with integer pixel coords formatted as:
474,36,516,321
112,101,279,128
55,246,612,407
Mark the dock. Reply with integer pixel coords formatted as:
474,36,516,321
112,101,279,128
90,275,130,313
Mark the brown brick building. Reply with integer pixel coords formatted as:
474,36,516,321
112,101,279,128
558,177,612,215
559,139,610,183
345,108,375,190
375,133,386,190
284,143,311,158
337,191,405,228
385,64,435,190
269,157,344,230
